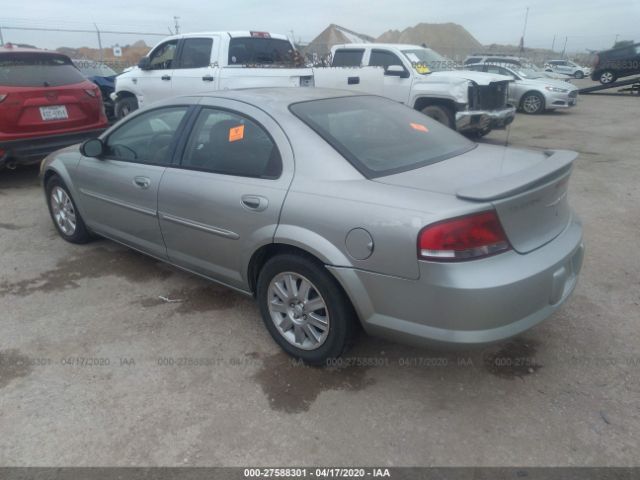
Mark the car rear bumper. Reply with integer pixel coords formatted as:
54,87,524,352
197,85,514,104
455,105,516,132
0,128,106,168
329,213,584,347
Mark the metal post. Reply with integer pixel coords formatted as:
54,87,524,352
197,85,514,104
0,26,4,46
551,34,556,52
173,16,180,35
561,36,568,57
94,23,103,63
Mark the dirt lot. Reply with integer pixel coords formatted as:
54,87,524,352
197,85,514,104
0,91,639,466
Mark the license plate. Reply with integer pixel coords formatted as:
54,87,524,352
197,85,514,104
40,105,68,121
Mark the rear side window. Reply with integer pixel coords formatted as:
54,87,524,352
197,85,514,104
228,37,294,66
290,96,475,178
0,52,86,87
181,108,282,179
178,38,213,69
332,49,365,67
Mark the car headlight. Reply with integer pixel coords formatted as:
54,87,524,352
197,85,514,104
545,86,569,93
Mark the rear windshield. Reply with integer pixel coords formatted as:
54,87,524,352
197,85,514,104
0,52,86,87
290,96,475,178
228,37,295,66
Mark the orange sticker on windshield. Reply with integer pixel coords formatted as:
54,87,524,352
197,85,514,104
410,122,429,132
229,124,245,142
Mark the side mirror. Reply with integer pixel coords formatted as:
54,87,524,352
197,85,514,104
386,65,410,78
80,138,104,158
138,57,151,70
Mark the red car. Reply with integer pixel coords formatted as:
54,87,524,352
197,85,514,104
0,45,109,169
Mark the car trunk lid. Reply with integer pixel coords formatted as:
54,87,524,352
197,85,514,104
374,144,576,253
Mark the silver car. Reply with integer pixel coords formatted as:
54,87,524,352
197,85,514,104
41,88,584,364
466,63,579,114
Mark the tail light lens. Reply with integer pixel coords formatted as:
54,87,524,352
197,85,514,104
0,94,7,103
84,89,98,98
418,210,511,261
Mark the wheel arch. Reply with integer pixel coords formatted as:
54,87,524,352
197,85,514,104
413,96,456,113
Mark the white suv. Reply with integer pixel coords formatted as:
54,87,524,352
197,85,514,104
544,60,591,79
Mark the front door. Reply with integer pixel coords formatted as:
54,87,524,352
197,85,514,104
75,105,190,258
158,99,294,290
368,49,413,103
171,37,221,96
136,39,178,107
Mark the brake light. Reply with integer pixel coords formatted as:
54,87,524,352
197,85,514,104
250,31,271,38
418,210,510,261
0,94,7,103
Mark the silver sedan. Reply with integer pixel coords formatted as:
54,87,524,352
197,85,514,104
41,88,584,364
466,63,579,114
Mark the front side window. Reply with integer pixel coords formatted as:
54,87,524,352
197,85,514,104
148,40,178,70
332,49,365,67
0,52,86,87
178,38,213,69
181,108,282,178
104,107,188,165
290,96,475,178
369,50,405,74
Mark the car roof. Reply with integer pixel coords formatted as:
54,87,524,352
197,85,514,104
0,45,60,54
153,31,291,43
334,43,430,51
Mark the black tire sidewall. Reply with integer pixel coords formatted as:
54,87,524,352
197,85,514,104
575,71,584,79
45,176,91,244
600,71,616,84
256,254,355,365
421,105,454,129
115,97,138,119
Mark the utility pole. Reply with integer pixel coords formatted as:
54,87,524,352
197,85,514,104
173,16,180,35
561,36,568,57
0,26,4,46
551,34,556,52
94,23,103,63
614,33,620,46
521,7,529,44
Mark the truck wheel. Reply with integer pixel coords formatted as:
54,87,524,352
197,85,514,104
421,105,454,129
256,253,357,366
115,96,138,119
574,70,584,79
599,70,617,84
520,92,545,114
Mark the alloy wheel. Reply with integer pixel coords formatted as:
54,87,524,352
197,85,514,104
522,94,542,114
267,272,330,350
50,186,77,236
600,72,614,84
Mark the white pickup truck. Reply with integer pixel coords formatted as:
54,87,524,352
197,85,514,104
113,32,515,136
112,31,314,118
330,43,516,136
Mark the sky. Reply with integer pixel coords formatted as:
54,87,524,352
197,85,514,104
1,0,638,53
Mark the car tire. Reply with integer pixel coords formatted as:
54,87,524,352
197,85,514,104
114,96,138,119
421,105,454,129
520,92,545,114
599,70,617,84
574,70,584,79
256,253,357,366
46,176,91,244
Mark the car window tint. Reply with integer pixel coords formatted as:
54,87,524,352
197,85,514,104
178,38,213,69
181,108,282,178
369,50,404,72
0,52,86,87
332,49,365,67
149,40,178,70
105,107,188,165
290,95,475,179
227,37,293,65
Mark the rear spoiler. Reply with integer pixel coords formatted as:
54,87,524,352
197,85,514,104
456,150,577,201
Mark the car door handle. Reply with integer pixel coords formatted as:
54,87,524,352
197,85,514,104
202,75,215,82
133,176,151,189
161,75,171,81
241,195,268,212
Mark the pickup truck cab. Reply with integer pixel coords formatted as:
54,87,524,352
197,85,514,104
330,43,516,136
112,31,313,118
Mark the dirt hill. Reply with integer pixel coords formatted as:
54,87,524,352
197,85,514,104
56,42,151,72
376,22,482,60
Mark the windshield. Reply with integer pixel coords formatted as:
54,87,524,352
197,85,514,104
0,52,86,87
290,95,475,178
516,68,545,79
401,48,455,73
73,60,117,77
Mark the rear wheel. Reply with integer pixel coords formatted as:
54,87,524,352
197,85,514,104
599,70,617,84
574,70,584,79
257,253,356,365
46,176,91,244
420,105,454,129
520,92,545,114
115,95,138,119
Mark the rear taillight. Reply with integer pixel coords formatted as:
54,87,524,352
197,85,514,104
418,210,511,261
0,94,7,103
84,89,98,98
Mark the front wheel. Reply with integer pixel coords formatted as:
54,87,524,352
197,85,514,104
46,176,91,244
520,92,545,114
257,254,357,365
421,104,454,129
114,96,138,119
599,70,617,84
574,70,584,79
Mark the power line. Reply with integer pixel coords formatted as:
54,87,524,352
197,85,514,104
0,25,167,36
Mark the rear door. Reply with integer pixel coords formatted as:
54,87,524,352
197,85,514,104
158,98,294,290
136,39,178,106
0,52,101,137
171,36,220,96
75,105,190,258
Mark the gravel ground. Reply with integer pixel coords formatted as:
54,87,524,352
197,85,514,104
0,90,638,466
